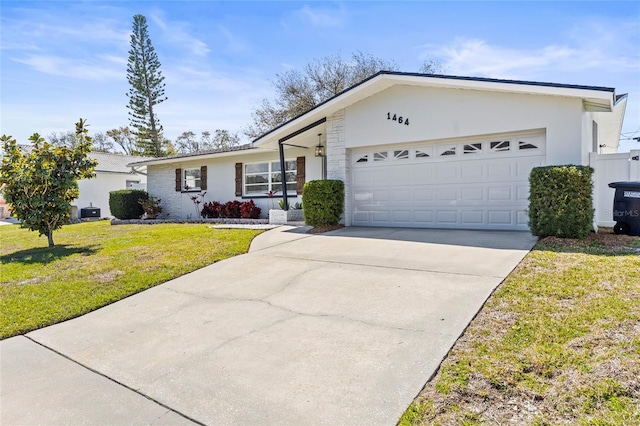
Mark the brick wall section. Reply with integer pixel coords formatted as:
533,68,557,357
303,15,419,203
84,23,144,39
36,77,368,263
326,109,351,225
147,164,182,218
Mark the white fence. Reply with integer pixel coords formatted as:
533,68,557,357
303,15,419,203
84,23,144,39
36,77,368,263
590,149,640,227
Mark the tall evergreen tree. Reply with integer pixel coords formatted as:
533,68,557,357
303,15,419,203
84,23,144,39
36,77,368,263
126,14,167,157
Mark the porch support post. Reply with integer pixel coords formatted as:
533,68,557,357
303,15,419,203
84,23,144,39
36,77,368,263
278,141,289,211
276,117,327,211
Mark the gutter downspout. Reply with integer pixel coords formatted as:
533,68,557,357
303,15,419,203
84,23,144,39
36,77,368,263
276,117,328,211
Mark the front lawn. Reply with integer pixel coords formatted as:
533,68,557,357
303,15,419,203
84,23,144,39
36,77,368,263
0,221,262,339
400,231,640,425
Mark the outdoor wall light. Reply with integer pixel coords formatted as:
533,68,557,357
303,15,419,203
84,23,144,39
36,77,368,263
315,133,325,157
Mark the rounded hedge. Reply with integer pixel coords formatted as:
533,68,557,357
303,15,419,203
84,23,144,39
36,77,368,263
302,180,344,227
528,165,594,239
109,189,148,220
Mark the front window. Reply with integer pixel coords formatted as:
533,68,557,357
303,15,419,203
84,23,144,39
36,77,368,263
184,168,201,191
244,160,296,196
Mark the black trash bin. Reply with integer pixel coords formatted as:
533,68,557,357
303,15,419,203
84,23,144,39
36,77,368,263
608,181,640,236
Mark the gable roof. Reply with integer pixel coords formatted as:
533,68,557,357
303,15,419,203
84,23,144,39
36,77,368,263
252,71,617,147
12,145,151,173
91,151,153,173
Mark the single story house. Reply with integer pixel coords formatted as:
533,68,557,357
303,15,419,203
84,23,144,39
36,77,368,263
75,151,150,219
130,72,627,231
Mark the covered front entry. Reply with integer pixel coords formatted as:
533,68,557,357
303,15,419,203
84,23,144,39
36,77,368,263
351,131,546,230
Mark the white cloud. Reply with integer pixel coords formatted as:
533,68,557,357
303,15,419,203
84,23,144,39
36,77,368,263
426,20,640,80
294,5,346,28
11,54,124,81
149,10,210,57
217,25,249,53
429,38,639,81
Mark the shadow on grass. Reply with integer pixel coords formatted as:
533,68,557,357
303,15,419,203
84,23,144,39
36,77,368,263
0,244,99,265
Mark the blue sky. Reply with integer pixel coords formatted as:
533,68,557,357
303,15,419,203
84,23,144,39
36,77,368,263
1,1,639,151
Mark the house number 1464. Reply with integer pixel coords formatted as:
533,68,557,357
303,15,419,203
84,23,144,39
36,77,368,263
387,113,409,125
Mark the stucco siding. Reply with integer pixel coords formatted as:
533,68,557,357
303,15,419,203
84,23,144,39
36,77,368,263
76,172,147,218
344,84,585,165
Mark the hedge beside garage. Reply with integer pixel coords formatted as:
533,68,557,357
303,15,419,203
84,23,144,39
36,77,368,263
528,165,594,239
302,180,345,227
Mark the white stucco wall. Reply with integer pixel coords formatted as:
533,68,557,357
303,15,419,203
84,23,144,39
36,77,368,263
147,147,322,220
75,172,147,218
343,84,586,166
591,97,627,154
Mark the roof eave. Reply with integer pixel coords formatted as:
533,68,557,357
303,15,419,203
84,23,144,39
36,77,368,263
126,146,269,167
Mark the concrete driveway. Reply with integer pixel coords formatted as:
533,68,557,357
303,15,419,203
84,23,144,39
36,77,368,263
1,226,536,425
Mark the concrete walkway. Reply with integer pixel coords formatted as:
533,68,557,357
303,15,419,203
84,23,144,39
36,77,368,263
1,226,537,425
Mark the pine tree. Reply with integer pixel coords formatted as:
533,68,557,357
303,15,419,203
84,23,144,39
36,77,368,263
126,14,167,157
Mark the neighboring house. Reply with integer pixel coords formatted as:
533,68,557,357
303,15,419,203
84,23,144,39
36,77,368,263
130,72,628,231
75,151,151,219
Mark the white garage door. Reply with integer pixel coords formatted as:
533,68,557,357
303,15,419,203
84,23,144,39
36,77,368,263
351,132,545,230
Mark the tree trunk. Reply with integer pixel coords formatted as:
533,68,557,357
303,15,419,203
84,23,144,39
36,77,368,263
47,229,54,247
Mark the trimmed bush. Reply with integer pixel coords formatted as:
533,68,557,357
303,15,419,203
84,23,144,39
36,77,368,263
528,165,594,238
109,189,148,220
302,180,344,227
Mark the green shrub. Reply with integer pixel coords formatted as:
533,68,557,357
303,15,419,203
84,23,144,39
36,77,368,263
302,180,344,227
109,189,148,219
528,165,594,238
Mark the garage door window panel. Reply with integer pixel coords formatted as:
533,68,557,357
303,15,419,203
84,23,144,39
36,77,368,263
393,150,409,160
438,146,457,157
490,141,511,152
518,140,538,150
373,151,388,161
463,143,483,154
415,149,431,158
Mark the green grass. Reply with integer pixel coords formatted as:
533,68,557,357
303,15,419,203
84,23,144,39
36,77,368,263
0,220,262,338
400,239,640,425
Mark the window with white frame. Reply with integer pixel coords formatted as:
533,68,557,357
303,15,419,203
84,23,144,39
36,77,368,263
244,160,297,196
183,168,201,191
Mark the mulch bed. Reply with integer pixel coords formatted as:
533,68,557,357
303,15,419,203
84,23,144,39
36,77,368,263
307,224,345,234
540,227,639,251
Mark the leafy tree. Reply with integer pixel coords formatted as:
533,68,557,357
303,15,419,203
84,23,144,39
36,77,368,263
174,131,198,154
92,132,115,153
49,130,114,153
105,126,141,155
245,51,443,139
419,58,444,75
47,130,77,148
174,130,240,154
0,119,97,247
210,130,240,150
126,14,167,157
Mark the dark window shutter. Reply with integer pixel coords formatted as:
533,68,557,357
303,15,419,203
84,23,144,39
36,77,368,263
235,163,243,196
200,166,208,190
296,156,305,195
175,168,182,192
